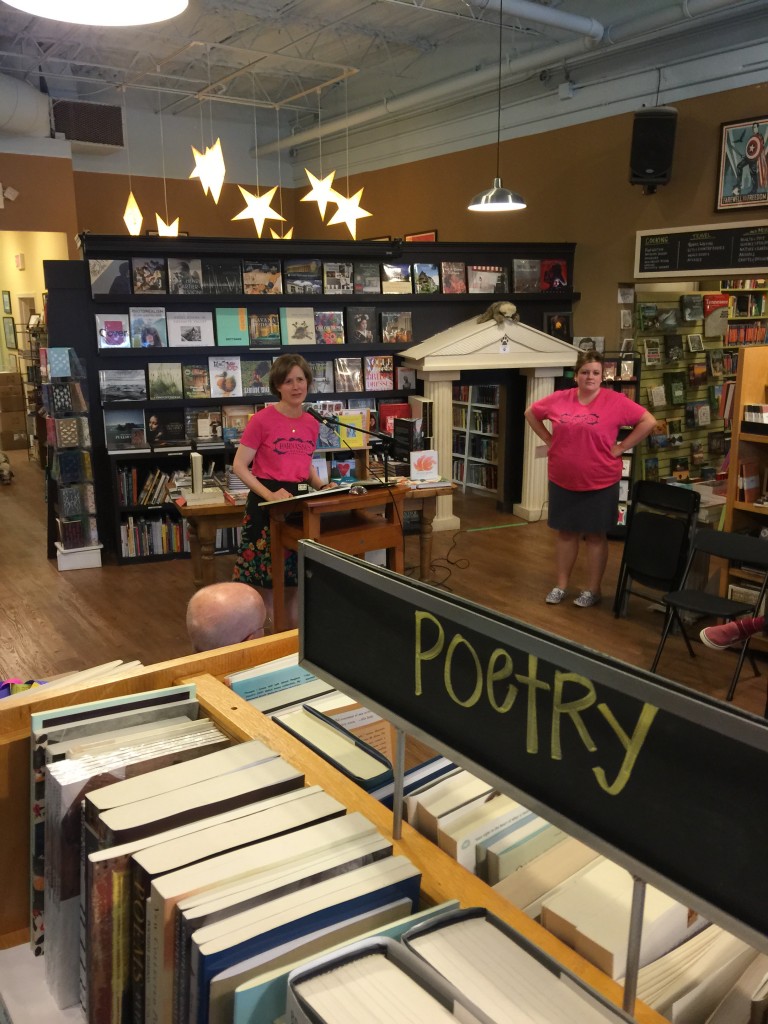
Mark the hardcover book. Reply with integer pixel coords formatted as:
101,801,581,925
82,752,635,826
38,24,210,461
131,256,167,294
642,338,662,366
183,363,212,399
539,258,568,291
396,366,416,391
512,258,540,292
209,356,243,399
241,358,273,397
688,361,708,388
314,310,345,345
88,258,132,297
333,357,363,392
322,261,354,294
129,306,167,348
280,307,316,345
215,307,251,347
381,310,412,345
412,263,440,294
703,294,730,337
707,348,725,378
168,258,204,295
242,259,283,295
248,309,282,348
346,307,379,344
680,293,704,322
364,354,394,392
95,312,131,349
381,263,412,294
145,360,183,400
283,257,323,295
337,411,366,449
353,261,381,294
663,333,684,362
663,370,687,406
306,359,334,394
687,332,705,352
644,456,659,481
98,368,147,403
167,310,215,347
222,404,255,443
202,257,243,295
441,261,467,294
186,406,223,444
103,408,147,450
147,407,188,448
467,265,508,293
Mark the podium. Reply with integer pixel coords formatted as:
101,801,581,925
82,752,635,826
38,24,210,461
268,484,408,631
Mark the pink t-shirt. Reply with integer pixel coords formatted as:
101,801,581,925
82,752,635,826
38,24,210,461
238,404,319,482
529,387,646,491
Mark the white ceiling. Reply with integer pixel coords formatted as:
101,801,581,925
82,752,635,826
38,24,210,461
1,0,767,178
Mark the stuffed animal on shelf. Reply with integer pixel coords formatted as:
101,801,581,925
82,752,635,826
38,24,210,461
476,301,520,325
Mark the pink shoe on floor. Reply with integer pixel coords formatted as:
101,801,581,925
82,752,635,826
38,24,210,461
699,618,764,650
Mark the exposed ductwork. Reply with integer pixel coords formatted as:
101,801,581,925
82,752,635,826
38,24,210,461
262,0,760,155
0,72,50,138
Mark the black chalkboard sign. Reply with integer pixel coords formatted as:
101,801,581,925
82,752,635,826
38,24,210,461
635,221,768,278
299,541,768,953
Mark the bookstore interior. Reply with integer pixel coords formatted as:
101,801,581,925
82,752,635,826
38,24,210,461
3,3,768,1022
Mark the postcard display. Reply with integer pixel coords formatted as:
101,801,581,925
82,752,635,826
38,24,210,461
45,238,576,563
40,345,102,569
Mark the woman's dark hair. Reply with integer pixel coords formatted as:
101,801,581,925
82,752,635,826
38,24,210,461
269,353,313,397
574,347,604,371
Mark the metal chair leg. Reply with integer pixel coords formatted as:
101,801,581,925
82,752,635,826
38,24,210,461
651,608,676,673
675,610,696,659
726,640,753,702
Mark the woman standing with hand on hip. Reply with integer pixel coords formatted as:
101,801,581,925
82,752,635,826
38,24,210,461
524,349,656,608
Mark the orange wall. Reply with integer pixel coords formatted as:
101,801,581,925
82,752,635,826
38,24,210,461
0,153,80,258
4,82,767,340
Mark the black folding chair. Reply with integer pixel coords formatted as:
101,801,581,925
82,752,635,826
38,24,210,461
613,481,701,618
650,529,768,704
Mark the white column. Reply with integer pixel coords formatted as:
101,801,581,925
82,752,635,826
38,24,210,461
421,371,460,531
513,369,560,521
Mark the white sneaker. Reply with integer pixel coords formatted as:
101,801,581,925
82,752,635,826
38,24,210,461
545,587,567,604
574,590,601,608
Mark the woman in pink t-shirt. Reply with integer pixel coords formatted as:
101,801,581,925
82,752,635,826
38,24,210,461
524,348,656,608
232,354,332,627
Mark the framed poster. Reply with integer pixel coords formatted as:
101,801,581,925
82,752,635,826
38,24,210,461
717,117,768,211
1,291,10,315
3,317,16,349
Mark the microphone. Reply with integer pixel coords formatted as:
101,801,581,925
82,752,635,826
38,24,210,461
305,406,339,427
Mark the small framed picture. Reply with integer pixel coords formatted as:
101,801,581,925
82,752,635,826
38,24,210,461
1,291,10,315
543,312,572,340
404,230,437,242
28,313,42,329
3,316,16,349
687,333,705,352
620,309,633,329
716,117,768,211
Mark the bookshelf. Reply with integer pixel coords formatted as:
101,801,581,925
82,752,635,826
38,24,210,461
0,633,666,1024
451,382,504,495
44,237,577,563
720,278,768,346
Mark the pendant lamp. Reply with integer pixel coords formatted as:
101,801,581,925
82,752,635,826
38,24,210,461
4,0,187,26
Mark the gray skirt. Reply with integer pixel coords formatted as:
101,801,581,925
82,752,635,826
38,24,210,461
548,480,620,533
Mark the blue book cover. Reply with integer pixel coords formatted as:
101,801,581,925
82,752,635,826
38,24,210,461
224,661,319,702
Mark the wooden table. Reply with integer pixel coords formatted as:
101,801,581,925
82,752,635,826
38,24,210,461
268,484,409,631
176,481,456,595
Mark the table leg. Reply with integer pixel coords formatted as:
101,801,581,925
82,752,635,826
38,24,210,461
270,519,287,633
419,495,437,581
196,521,219,588
186,520,203,588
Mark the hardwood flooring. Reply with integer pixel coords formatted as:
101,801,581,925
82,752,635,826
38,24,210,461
1,456,765,718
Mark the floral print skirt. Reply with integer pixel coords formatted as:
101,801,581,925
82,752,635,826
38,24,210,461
232,484,299,589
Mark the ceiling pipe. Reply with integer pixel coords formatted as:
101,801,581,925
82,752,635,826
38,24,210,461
0,72,50,137
481,0,604,42
261,0,759,155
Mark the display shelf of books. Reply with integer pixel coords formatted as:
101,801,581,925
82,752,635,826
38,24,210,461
451,383,504,495
719,279,768,346
18,321,45,464
722,343,768,628
637,291,729,496
40,347,102,569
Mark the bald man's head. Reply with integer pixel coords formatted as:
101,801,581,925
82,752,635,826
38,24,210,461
186,582,267,652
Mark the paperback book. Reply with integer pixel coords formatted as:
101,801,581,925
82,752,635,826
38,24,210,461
209,356,244,399
314,310,345,345
98,368,147,403
129,306,168,348
167,311,215,348
280,307,315,345
147,361,183,399
215,307,250,347
284,257,323,295
168,258,204,295
131,256,167,294
346,307,379,344
243,259,282,295
248,309,282,348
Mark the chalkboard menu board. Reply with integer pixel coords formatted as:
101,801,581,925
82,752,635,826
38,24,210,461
635,220,768,278
300,541,768,954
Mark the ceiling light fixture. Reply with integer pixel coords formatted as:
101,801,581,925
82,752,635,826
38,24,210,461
4,0,188,27
468,4,526,213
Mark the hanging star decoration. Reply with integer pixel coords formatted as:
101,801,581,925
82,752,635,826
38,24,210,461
326,188,372,239
270,226,295,239
301,168,340,220
123,191,143,235
189,138,226,203
232,184,285,237
155,212,180,236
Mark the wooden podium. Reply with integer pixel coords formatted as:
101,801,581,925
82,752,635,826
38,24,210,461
268,484,408,631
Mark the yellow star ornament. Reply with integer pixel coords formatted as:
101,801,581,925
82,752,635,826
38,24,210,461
155,213,180,236
232,184,285,237
270,226,295,239
123,191,143,235
301,169,340,220
189,138,226,203
326,189,372,240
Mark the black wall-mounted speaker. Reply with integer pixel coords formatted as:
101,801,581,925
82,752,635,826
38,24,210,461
629,106,677,188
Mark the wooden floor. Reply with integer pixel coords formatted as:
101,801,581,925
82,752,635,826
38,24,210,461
1,456,766,718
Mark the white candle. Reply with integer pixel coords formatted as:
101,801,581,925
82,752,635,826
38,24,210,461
190,451,203,494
